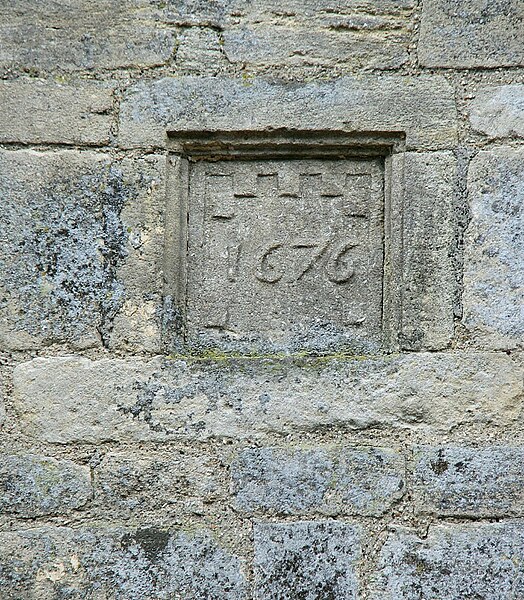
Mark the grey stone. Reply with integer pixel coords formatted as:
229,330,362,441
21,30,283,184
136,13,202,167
0,526,247,600
372,523,524,599
419,0,524,67
222,25,408,71
231,446,405,516
94,451,221,516
0,80,113,145
0,0,176,73
254,520,360,600
470,84,524,139
400,152,456,350
0,150,165,351
463,148,524,349
118,75,457,150
164,0,416,27
175,27,227,75
13,352,523,443
184,158,385,354
414,446,524,517
0,454,91,517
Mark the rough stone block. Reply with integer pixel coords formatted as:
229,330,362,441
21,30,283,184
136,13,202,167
419,0,524,67
463,148,524,348
0,454,91,518
0,0,175,73
400,152,456,350
0,150,165,351
414,446,524,517
222,25,408,70
118,76,457,150
13,352,522,443
231,446,405,516
94,451,221,516
0,80,113,145
175,27,227,74
372,523,524,599
254,521,360,599
0,526,247,599
469,84,524,139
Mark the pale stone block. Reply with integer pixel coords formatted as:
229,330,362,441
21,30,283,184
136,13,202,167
0,80,113,145
373,524,524,599
414,446,524,517
419,0,524,67
118,76,457,150
13,352,523,443
463,148,524,348
469,84,524,139
231,446,405,516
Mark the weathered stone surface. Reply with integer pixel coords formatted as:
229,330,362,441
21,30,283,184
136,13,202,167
0,80,113,145
400,152,456,350
222,25,408,70
118,76,457,150
419,0,524,67
414,446,524,517
13,352,522,443
463,148,524,348
165,0,416,27
231,446,405,516
94,451,221,516
0,526,247,599
0,150,164,351
0,454,91,517
372,523,524,599
254,521,360,599
0,0,175,73
469,84,524,139
175,27,227,75
185,158,385,354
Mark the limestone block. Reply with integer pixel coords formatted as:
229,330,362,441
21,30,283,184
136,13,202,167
372,523,524,599
231,446,405,516
414,446,524,517
400,152,456,350
0,80,113,145
94,451,221,516
469,84,524,139
222,25,408,70
118,76,457,150
463,148,524,349
165,0,416,27
254,521,360,599
0,0,175,72
0,454,91,517
13,352,523,443
419,0,524,67
0,526,247,599
0,150,165,351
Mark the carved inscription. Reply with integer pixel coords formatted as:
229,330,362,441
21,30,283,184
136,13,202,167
185,159,384,350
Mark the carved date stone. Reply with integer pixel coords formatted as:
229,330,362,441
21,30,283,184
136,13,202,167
166,132,399,354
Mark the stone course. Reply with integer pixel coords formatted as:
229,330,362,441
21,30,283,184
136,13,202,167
1,0,523,596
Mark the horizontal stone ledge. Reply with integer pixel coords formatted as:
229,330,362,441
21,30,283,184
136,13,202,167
13,352,523,443
118,75,458,151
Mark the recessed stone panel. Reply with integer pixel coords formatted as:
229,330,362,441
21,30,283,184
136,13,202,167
186,158,384,352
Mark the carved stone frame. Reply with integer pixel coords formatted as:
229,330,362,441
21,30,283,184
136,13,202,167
164,129,406,354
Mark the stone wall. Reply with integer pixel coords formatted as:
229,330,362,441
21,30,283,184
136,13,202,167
1,1,523,598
